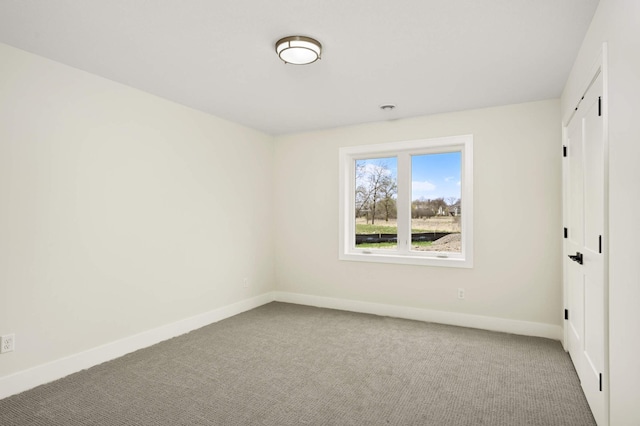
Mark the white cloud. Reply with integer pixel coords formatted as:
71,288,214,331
412,180,436,192
367,163,392,176
356,162,394,178
355,162,396,188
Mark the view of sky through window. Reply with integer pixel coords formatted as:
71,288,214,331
411,152,461,200
355,152,461,201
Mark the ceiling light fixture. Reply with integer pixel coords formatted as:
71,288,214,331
276,36,322,65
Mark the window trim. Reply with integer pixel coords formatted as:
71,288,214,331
339,135,473,268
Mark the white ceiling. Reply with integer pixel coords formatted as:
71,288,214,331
0,0,599,135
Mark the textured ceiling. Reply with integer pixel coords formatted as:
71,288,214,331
0,0,599,135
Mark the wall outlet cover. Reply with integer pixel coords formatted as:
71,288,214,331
1,334,15,353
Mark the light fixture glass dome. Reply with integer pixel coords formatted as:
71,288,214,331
276,36,322,65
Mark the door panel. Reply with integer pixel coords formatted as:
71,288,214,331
584,90,604,254
581,72,606,425
567,114,584,248
564,71,607,426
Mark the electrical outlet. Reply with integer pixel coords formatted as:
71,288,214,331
1,334,15,354
243,278,249,289
457,288,465,300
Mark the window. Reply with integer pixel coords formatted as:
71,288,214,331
339,135,473,267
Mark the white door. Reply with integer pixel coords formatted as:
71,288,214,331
564,71,607,426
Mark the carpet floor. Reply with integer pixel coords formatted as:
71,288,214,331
0,302,596,425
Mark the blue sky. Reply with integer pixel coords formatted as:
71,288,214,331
412,152,461,200
356,152,461,201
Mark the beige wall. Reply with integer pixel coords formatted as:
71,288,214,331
561,0,640,424
0,29,591,401
274,100,562,327
0,43,275,377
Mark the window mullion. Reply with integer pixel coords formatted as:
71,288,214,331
396,152,411,253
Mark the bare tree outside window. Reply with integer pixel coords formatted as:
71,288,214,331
355,159,397,225
354,158,398,250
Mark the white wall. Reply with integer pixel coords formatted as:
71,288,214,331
0,43,275,378
274,100,562,331
561,0,640,424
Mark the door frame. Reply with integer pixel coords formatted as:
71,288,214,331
562,42,609,425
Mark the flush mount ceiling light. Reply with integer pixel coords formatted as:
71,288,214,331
276,36,322,65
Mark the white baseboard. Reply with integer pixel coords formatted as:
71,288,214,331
0,292,275,400
1,291,562,400
273,291,563,341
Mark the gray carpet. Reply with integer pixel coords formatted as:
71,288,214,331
0,302,595,425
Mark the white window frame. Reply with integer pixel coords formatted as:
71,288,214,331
339,135,473,268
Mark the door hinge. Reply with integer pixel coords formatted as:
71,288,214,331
599,373,603,391
599,235,602,254
563,145,567,157
564,228,568,239
598,96,602,117
564,309,569,320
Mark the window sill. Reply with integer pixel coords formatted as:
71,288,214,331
339,251,473,268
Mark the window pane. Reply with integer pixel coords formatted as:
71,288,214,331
411,152,461,253
355,157,398,250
